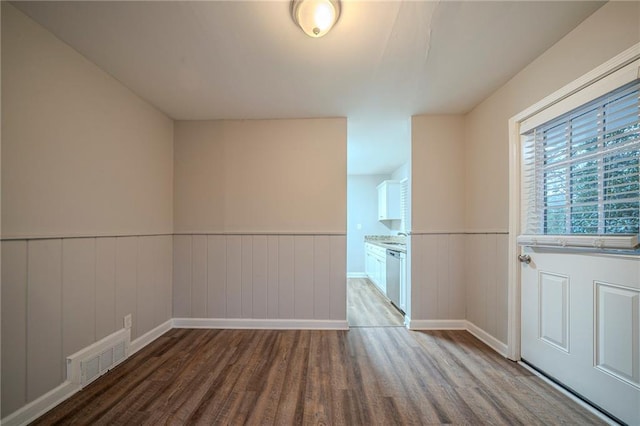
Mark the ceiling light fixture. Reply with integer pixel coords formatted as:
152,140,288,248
291,0,341,38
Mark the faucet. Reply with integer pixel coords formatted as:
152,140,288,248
397,232,408,237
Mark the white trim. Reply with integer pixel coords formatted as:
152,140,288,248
172,231,347,236
517,234,638,250
507,42,640,363
520,58,640,133
171,318,349,330
1,232,173,241
130,319,172,355
0,381,80,426
466,321,509,357
410,229,509,235
347,272,367,278
511,43,640,125
406,320,508,357
406,319,467,330
404,315,411,328
508,115,522,361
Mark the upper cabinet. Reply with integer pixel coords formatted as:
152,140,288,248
377,180,401,221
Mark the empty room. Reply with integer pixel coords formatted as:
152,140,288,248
2,1,639,424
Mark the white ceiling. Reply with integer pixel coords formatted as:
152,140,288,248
13,0,604,175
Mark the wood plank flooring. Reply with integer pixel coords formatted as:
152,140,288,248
347,278,404,327
31,327,605,425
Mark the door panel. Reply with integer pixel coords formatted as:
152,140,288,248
595,282,640,388
521,248,640,424
538,272,570,352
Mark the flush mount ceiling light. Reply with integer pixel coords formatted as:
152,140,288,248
291,0,341,38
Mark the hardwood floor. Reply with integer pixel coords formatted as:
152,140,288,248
32,327,605,425
347,278,404,327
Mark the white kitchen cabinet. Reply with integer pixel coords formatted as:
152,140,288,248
365,245,375,281
364,242,387,294
377,180,401,221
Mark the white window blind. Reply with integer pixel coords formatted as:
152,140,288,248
400,178,408,232
519,78,640,250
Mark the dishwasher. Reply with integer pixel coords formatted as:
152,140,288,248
386,249,403,313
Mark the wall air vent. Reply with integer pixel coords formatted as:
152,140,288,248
67,328,130,388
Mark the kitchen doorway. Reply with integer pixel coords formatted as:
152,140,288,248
345,117,411,329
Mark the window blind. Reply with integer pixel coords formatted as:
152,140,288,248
519,79,640,249
400,178,408,232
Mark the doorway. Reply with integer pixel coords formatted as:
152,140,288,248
345,117,411,328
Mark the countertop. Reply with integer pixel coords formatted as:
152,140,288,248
365,240,406,253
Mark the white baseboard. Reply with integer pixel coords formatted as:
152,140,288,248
407,319,467,330
172,317,349,330
130,319,172,355
404,315,411,328
466,321,508,357
406,319,508,358
1,381,80,426
347,272,367,278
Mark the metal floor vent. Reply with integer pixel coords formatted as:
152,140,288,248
67,328,130,388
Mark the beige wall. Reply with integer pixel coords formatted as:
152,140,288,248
1,4,174,417
460,1,640,346
174,118,347,233
172,118,348,324
407,2,640,338
411,115,465,232
1,3,173,238
464,1,640,232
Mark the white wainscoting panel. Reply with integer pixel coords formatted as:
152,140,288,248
62,239,97,363
1,235,173,419
278,236,295,318
252,236,268,319
411,234,466,321
172,234,347,321
267,236,279,318
172,235,192,318
95,238,117,341
330,235,347,320
27,239,64,403
207,235,227,318
464,233,509,346
115,237,138,339
191,235,209,318
313,236,332,320
595,282,640,388
226,236,243,318
1,241,28,415
411,233,509,350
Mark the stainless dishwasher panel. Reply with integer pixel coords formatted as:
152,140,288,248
386,249,402,313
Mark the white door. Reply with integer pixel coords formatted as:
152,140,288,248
520,248,640,424
516,55,640,424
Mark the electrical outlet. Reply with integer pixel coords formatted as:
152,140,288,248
124,314,132,330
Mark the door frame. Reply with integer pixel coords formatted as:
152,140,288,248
506,43,640,361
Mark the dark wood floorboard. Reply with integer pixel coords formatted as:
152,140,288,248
347,278,404,327
31,327,606,425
